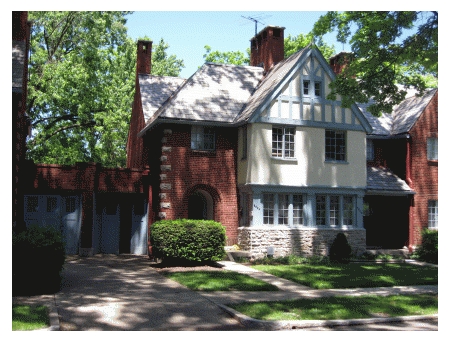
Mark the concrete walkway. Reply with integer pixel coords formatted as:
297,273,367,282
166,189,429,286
12,255,438,331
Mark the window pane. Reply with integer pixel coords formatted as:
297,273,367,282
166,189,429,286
315,82,321,96
316,195,326,226
303,81,309,95
263,193,274,225
272,127,283,157
65,197,76,213
343,196,354,226
428,200,438,228
26,196,39,213
427,138,438,160
278,194,289,225
325,130,346,161
47,197,57,213
329,196,339,226
293,194,303,225
367,140,374,161
191,126,215,150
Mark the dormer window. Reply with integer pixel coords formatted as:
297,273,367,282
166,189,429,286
303,81,310,95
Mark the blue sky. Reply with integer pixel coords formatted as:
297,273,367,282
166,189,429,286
124,11,348,79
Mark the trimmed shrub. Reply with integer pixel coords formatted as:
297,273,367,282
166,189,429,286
12,225,66,295
413,229,438,264
329,233,352,263
150,219,226,262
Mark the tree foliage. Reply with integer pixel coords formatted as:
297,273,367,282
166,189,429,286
27,12,184,167
311,11,438,115
203,45,250,65
152,38,185,76
203,33,335,66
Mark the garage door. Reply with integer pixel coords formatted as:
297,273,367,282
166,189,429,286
24,195,82,255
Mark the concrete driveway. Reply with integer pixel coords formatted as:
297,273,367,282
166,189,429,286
55,255,247,331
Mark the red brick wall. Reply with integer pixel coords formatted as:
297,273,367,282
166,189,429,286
148,124,240,244
250,26,284,73
23,162,148,193
409,90,438,246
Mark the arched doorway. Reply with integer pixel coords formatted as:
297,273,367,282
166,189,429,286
188,190,214,220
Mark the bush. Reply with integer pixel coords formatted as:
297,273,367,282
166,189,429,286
150,219,226,262
12,225,66,295
329,233,352,263
412,229,438,264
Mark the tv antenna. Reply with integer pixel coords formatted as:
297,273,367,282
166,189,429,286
241,15,270,36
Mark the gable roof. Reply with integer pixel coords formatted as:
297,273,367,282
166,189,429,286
137,45,373,136
362,88,437,137
139,63,264,136
235,46,311,124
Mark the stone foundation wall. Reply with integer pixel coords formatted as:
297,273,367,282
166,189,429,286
238,227,366,259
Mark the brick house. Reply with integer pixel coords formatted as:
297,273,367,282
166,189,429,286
14,12,151,256
15,16,437,257
360,88,438,250
127,26,374,258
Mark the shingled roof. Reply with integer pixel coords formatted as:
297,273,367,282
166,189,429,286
139,63,264,135
362,88,437,137
367,167,415,195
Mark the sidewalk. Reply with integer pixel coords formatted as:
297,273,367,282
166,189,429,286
12,256,438,331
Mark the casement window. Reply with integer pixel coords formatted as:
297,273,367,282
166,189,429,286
263,193,275,225
366,139,374,161
263,193,305,226
26,196,39,213
325,130,346,162
272,127,295,158
191,126,215,151
427,137,438,161
314,81,321,97
303,80,322,97
46,197,58,213
428,200,438,228
316,194,355,227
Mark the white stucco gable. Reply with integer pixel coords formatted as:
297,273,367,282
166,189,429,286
244,46,372,134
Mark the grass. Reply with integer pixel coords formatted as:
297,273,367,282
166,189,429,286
229,294,438,321
12,304,49,331
251,263,438,289
162,270,279,291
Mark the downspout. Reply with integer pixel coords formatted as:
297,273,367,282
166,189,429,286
405,135,415,252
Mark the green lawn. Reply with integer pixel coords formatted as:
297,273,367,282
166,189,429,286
251,263,438,289
12,305,49,331
229,294,438,321
162,270,279,291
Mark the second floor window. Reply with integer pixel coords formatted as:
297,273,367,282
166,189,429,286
427,137,438,161
367,139,374,161
191,126,215,151
325,129,346,162
272,127,295,158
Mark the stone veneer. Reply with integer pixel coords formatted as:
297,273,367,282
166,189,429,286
238,226,366,259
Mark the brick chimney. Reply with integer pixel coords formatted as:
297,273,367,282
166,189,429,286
250,26,285,73
329,52,354,75
136,40,152,75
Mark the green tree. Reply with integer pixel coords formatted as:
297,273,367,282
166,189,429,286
27,12,184,167
203,33,335,66
311,11,438,115
284,33,335,60
203,45,250,65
